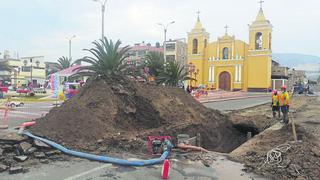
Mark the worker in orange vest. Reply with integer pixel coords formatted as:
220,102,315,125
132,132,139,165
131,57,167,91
271,90,281,119
280,86,290,124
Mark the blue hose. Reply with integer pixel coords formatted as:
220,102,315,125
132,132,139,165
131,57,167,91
23,131,173,166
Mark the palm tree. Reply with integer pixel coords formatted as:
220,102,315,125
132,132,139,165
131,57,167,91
156,61,195,87
55,56,72,70
75,37,131,77
144,52,164,77
0,61,11,71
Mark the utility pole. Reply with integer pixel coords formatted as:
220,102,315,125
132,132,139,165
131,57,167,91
158,21,175,64
66,35,76,60
93,0,108,40
30,58,33,88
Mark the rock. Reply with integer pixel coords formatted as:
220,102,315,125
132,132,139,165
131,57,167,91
311,147,320,157
13,156,28,162
14,145,22,156
296,176,306,180
97,139,103,143
9,166,23,174
34,140,50,148
19,142,32,154
0,148,3,156
2,144,14,152
0,164,8,172
0,132,27,143
34,152,46,159
39,159,49,164
45,150,61,156
25,147,37,155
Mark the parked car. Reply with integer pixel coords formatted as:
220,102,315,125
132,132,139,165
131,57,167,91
33,88,47,94
16,88,35,96
6,101,24,107
293,84,304,94
0,86,8,93
16,88,31,94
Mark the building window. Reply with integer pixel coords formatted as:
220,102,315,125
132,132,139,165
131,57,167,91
204,39,207,48
208,66,214,82
166,55,175,62
223,47,229,59
166,43,176,51
192,39,198,54
269,33,272,50
255,32,263,50
21,66,31,72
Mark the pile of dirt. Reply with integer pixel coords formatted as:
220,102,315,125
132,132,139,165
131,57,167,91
230,125,320,179
30,76,246,153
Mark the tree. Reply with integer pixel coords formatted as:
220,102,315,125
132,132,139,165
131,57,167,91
144,52,164,77
55,56,73,70
75,37,131,77
0,61,11,71
156,61,194,87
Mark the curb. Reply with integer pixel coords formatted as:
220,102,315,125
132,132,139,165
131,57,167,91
199,95,270,103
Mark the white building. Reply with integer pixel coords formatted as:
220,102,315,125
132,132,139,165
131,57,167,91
165,38,188,65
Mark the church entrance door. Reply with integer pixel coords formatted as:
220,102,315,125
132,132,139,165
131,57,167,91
219,71,231,91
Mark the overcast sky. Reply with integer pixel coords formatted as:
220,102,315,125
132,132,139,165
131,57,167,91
0,0,319,62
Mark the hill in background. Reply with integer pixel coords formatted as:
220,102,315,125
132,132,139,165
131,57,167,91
273,53,320,71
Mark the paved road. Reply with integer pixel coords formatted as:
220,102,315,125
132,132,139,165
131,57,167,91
0,102,54,129
2,154,267,180
203,96,270,111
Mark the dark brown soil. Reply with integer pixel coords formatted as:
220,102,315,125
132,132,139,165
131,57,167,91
30,76,246,153
230,96,320,180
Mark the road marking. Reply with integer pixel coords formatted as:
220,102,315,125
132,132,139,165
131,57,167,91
64,164,112,180
0,111,46,116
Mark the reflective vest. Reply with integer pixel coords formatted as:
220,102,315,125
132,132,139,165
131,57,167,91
272,94,280,106
280,91,290,106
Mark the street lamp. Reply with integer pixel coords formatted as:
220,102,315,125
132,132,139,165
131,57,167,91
157,21,175,64
92,0,108,40
66,35,76,60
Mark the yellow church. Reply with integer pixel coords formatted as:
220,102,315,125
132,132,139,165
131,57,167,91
187,5,272,92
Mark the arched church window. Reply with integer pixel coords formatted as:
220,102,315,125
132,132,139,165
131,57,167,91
255,32,263,50
204,39,207,48
192,39,198,54
223,47,229,59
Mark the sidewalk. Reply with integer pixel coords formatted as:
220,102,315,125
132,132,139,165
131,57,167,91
196,91,270,103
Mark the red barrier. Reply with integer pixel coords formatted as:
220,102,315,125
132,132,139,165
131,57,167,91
21,121,36,128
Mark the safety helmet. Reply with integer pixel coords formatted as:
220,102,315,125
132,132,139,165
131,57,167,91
281,85,287,89
273,90,278,94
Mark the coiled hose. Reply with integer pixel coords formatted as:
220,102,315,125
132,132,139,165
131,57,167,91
23,131,173,166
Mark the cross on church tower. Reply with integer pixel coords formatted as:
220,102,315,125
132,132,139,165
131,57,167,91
196,10,201,21
259,0,264,9
224,25,229,35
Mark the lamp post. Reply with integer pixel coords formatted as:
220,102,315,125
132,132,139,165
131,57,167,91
30,58,33,88
66,35,76,60
93,0,108,40
157,21,175,64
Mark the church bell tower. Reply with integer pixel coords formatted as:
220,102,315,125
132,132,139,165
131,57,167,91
247,2,273,91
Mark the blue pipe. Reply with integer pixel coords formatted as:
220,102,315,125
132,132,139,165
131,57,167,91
23,131,173,166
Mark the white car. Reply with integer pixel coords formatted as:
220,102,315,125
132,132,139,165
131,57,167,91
6,101,24,107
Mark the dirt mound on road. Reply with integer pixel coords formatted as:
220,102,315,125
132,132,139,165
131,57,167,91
30,76,245,153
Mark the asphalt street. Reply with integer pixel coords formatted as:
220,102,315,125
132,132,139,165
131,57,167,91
203,96,269,111
0,102,54,129
2,154,267,180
